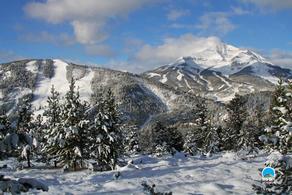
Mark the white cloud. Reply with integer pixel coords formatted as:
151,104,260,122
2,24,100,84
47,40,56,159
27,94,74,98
167,9,190,21
20,31,75,46
85,44,116,57
231,6,251,15
131,34,223,71
71,20,107,45
196,12,236,35
267,49,292,69
241,0,292,10
24,0,158,45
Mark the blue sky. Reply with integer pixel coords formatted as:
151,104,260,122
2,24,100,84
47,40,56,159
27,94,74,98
0,0,292,72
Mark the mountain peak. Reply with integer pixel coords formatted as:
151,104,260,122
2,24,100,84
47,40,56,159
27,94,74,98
162,37,271,74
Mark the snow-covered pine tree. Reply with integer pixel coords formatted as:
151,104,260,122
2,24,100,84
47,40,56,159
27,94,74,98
151,122,183,156
183,130,197,156
44,85,61,127
42,85,62,164
187,98,209,154
16,97,33,133
56,78,88,170
103,89,123,168
202,126,220,155
167,126,184,154
0,111,10,141
30,114,44,148
253,79,292,194
223,94,248,151
0,111,11,159
15,97,37,166
251,102,267,149
261,79,291,154
123,125,140,155
184,98,219,155
88,89,122,171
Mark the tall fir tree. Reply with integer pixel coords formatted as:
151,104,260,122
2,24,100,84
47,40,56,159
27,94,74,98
184,98,219,155
55,78,88,170
43,85,62,163
253,79,292,194
123,125,140,155
151,122,183,156
16,97,33,133
262,79,292,154
223,94,248,151
88,89,122,170
189,98,209,154
0,111,10,141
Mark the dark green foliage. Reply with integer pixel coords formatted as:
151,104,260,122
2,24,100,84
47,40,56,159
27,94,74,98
149,122,184,155
184,98,220,155
253,79,292,194
262,79,292,154
88,89,123,170
42,60,54,78
16,97,33,133
142,181,172,195
57,78,89,169
123,125,141,154
43,85,62,162
0,111,11,140
222,94,248,151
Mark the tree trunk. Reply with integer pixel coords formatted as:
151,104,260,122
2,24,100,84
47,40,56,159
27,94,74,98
27,150,31,168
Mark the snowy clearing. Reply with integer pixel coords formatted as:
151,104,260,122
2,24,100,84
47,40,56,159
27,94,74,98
0,152,267,194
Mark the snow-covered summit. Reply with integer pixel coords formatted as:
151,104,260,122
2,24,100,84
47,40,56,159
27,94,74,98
143,37,292,102
166,37,270,74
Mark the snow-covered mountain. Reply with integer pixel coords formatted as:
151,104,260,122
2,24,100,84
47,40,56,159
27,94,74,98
0,59,207,128
143,37,292,101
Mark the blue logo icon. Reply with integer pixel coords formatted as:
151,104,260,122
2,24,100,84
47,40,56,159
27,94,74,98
262,167,276,181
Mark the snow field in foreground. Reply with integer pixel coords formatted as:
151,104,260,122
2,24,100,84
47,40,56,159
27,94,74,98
0,152,266,195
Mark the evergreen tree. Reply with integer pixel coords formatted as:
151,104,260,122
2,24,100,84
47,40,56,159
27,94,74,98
184,98,219,155
262,79,292,154
151,122,183,155
253,79,292,194
0,111,11,158
44,85,61,127
251,102,267,149
124,125,140,155
190,99,210,153
0,112,10,141
183,130,197,156
88,89,122,170
54,78,88,170
223,94,248,151
43,85,62,164
202,126,220,155
16,97,33,133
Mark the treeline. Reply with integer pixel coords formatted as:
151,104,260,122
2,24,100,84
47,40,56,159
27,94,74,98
0,78,122,171
0,78,291,179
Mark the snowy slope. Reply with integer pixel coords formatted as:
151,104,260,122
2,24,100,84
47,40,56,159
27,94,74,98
32,59,69,111
0,152,268,194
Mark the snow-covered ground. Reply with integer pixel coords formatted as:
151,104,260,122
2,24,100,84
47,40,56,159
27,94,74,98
0,152,267,194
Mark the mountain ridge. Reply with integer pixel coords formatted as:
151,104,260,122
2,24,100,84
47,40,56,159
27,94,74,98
143,38,292,101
